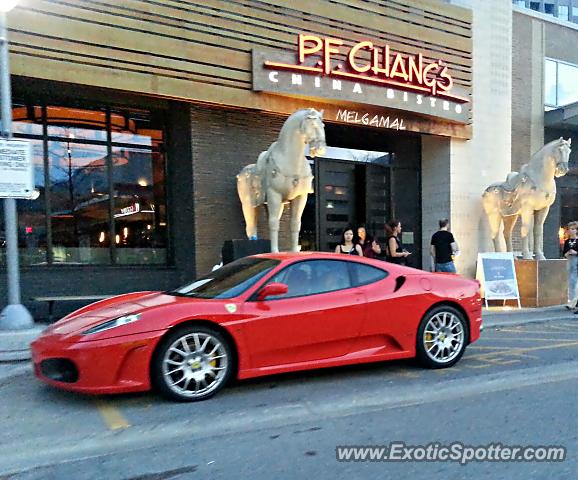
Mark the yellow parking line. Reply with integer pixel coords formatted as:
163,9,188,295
94,400,131,430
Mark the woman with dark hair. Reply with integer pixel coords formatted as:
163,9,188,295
357,225,381,259
385,219,411,264
335,226,363,256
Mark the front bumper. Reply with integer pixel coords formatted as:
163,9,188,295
31,330,166,395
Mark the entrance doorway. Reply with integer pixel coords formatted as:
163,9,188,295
300,146,393,253
299,133,421,268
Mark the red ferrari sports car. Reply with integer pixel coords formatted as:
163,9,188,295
32,252,482,402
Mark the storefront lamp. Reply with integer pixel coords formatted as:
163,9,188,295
0,1,19,13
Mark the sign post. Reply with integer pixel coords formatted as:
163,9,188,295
0,7,34,330
476,252,521,309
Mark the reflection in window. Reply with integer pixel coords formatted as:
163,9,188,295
112,146,167,264
16,140,46,266
544,58,578,109
558,5,570,20
46,107,107,142
0,103,169,266
545,59,557,107
12,105,43,136
49,141,110,264
557,62,578,106
267,260,352,298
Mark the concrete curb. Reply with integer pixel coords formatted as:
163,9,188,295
0,363,31,385
483,315,576,328
0,326,44,362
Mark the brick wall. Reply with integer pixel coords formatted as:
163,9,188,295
190,106,293,275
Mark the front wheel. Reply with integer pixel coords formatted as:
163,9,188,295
416,306,468,369
151,325,233,402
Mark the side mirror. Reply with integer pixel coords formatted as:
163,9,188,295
257,282,288,301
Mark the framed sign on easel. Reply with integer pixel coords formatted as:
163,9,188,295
476,252,521,309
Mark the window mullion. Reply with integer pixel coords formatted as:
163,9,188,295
42,105,53,265
106,109,116,265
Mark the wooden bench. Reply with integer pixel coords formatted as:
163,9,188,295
32,295,113,322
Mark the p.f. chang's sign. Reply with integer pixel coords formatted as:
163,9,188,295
252,34,471,124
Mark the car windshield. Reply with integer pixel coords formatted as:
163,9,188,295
169,257,280,299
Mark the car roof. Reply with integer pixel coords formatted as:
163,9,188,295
253,251,346,260
251,251,381,265
249,251,426,274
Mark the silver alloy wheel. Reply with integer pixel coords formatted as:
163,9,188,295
422,310,465,364
161,332,229,399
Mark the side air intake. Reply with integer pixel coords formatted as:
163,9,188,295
394,276,406,292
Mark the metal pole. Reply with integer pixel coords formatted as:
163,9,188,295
0,11,33,329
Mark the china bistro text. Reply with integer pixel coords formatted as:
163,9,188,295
264,34,466,103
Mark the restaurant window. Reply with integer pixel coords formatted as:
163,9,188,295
0,103,168,266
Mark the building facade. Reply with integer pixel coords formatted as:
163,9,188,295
0,0,522,318
512,5,578,258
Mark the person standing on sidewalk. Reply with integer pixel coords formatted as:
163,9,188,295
335,226,363,256
562,221,578,311
357,225,381,259
385,219,411,265
430,218,459,273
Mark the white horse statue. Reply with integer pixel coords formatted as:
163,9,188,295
482,137,571,260
237,108,326,252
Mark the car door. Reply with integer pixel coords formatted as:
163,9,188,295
349,262,417,355
241,259,366,368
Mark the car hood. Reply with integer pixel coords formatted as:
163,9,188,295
46,292,178,336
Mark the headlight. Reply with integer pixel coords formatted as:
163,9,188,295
82,314,142,335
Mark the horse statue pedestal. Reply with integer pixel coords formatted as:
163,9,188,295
514,259,567,307
221,239,271,265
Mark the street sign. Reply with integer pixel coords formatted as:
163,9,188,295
0,139,34,199
476,252,521,308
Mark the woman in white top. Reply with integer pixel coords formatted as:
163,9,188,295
335,227,363,256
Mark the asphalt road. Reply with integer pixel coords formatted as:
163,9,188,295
2,319,578,479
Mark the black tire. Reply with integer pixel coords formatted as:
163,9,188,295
416,305,468,369
151,325,233,402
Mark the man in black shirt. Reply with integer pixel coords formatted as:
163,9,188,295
430,218,459,273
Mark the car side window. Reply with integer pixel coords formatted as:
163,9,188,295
350,263,388,287
309,260,352,294
267,262,314,298
265,260,352,299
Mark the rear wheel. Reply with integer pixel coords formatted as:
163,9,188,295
151,325,233,402
416,306,468,369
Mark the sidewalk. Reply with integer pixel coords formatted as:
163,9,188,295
482,304,576,327
0,325,45,384
0,305,575,384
